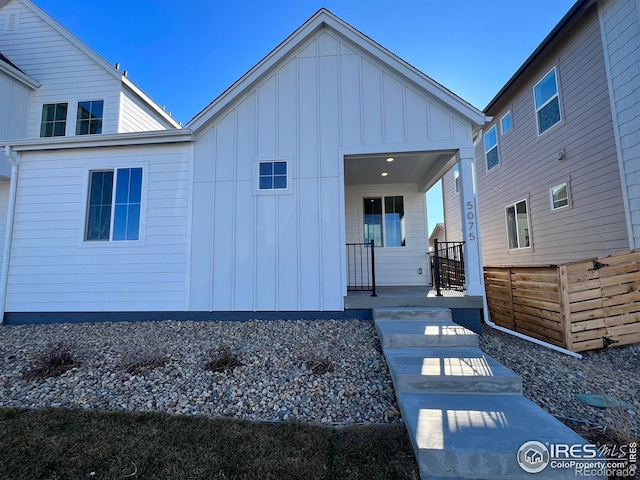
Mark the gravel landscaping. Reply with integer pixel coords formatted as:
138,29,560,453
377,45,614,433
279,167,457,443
1,318,638,439
0,319,399,424
479,325,639,437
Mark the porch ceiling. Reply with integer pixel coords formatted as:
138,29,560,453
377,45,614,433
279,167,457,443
344,151,455,190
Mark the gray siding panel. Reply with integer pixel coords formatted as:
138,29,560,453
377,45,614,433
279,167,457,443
476,5,628,267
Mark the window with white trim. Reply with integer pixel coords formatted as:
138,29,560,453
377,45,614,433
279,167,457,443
40,103,68,137
534,68,561,134
76,100,104,135
363,196,405,247
505,200,530,250
550,183,569,210
259,161,287,190
501,111,512,134
484,125,499,171
85,167,142,241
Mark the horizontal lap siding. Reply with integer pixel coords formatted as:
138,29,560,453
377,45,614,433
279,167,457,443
119,89,171,133
6,144,190,312
345,183,429,286
442,169,461,241
0,0,120,137
477,5,628,267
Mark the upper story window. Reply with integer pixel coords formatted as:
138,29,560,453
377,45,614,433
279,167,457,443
484,125,499,171
259,161,287,190
40,103,68,137
505,199,531,250
550,182,569,210
363,196,405,248
501,111,512,134
534,68,561,135
85,167,142,241
77,100,104,135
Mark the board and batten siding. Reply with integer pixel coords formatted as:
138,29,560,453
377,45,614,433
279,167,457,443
190,29,471,311
5,143,190,312
119,88,173,133
345,183,429,286
599,0,640,250
0,0,121,138
470,4,628,267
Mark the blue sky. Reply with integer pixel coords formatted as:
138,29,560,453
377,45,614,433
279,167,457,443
36,0,576,232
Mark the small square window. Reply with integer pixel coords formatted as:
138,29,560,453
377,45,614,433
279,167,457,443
76,100,104,135
501,111,512,134
259,161,287,190
550,183,569,210
40,103,68,137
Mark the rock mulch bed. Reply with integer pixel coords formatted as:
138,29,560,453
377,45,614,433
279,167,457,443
479,325,639,436
0,319,399,424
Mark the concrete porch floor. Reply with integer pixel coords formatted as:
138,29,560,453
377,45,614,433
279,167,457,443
345,286,483,334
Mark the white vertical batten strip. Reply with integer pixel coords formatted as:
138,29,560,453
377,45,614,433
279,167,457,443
0,146,20,324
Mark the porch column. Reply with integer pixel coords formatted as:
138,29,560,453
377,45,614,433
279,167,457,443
456,149,484,296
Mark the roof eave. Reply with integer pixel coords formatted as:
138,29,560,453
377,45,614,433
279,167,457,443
187,8,485,132
484,0,594,113
0,59,40,89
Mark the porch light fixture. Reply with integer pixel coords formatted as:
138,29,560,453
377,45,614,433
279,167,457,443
381,172,389,177
386,157,394,162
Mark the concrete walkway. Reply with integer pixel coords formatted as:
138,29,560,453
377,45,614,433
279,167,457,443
374,307,602,480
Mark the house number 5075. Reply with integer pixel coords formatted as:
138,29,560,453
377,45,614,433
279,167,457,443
467,201,476,241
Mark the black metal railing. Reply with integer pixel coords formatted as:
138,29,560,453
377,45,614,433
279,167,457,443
346,239,377,296
429,239,465,296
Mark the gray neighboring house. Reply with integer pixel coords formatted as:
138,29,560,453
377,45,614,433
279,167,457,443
444,0,640,266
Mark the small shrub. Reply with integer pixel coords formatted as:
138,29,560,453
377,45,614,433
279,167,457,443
205,347,242,373
24,342,78,380
118,328,169,375
306,357,334,375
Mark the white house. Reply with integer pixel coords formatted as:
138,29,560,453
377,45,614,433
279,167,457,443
0,5,487,323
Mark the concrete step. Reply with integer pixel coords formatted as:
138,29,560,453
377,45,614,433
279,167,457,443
375,319,478,349
398,392,601,479
384,347,522,394
373,307,452,322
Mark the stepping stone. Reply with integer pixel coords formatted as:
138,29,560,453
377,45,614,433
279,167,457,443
375,319,478,349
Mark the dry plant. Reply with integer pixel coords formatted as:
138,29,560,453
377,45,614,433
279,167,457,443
24,342,78,380
205,346,243,373
119,328,170,375
306,356,335,375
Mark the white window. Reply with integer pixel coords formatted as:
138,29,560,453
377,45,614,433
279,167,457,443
505,200,530,250
534,68,561,135
550,183,569,210
40,103,68,137
501,111,512,134
259,161,287,190
85,167,143,241
76,100,104,135
484,125,499,171
363,196,405,247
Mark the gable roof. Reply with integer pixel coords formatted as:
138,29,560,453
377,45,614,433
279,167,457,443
0,50,39,88
484,0,592,113
187,8,486,132
0,0,181,128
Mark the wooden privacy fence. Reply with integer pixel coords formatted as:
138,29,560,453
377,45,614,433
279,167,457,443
484,249,640,352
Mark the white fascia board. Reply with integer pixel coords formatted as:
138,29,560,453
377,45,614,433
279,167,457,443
121,77,182,129
4,129,193,152
187,8,486,132
0,60,40,89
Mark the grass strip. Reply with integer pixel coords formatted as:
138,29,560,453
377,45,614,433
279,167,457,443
0,407,419,479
